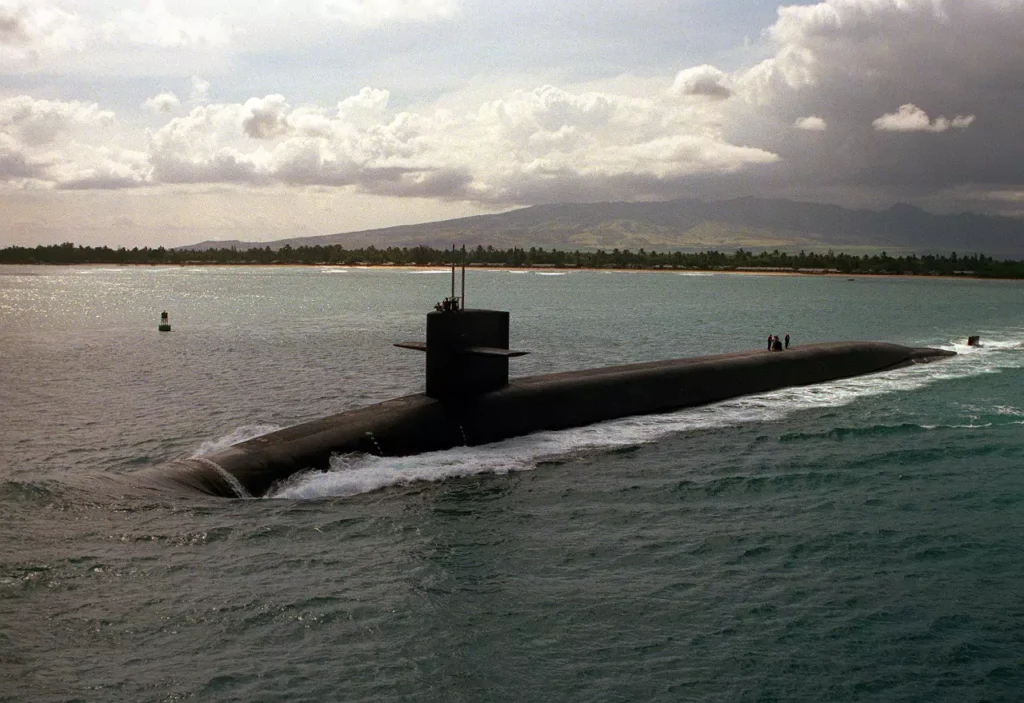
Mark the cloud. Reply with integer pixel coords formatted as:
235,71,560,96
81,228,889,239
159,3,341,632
2,0,1023,222
144,92,180,113
1,1,226,69
872,104,975,133
0,2,87,60
125,83,775,201
0,96,146,188
725,0,1023,206
190,76,211,104
0,95,114,145
101,1,229,48
670,65,733,100
322,0,459,26
0,132,40,180
0,5,30,44
243,95,291,139
793,116,827,131
52,145,151,190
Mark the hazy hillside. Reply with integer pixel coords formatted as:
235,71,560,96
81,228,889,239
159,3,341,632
181,198,1024,258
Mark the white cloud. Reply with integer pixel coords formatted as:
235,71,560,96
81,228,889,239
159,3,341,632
0,131,41,180
243,95,291,139
872,104,975,133
0,2,88,60
793,116,827,131
144,92,181,113
0,95,147,188
51,144,151,190
0,82,770,202
321,0,459,26
670,65,733,100
950,115,976,129
336,87,390,127
101,1,229,48
190,76,211,104
2,0,1023,228
0,95,114,145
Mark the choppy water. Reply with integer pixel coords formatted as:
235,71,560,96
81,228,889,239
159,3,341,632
1,265,1022,702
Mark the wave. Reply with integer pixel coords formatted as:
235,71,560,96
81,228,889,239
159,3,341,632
781,421,1003,443
0,478,60,503
190,424,280,458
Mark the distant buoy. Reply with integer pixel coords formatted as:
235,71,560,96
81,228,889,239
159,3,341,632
159,311,171,332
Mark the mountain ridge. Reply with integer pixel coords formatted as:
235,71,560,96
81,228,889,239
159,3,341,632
179,197,1024,258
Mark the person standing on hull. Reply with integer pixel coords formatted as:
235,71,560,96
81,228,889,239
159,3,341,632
768,334,774,351
785,333,790,349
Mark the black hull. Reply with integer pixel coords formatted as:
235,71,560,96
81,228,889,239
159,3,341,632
139,342,954,498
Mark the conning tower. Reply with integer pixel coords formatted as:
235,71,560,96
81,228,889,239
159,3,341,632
395,247,527,399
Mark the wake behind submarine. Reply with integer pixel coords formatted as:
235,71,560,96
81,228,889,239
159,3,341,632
143,267,955,498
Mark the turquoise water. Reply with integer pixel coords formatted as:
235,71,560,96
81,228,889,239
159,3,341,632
1,265,1022,701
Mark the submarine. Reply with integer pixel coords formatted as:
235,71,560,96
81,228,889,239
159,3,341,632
139,264,955,498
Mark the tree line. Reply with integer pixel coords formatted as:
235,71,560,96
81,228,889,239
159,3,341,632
2,242,1023,278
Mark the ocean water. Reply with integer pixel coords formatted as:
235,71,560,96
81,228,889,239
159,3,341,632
1,264,1022,702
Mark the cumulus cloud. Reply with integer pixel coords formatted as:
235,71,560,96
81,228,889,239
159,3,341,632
0,2,87,60
872,104,975,133
66,82,760,201
243,95,291,139
793,116,827,131
51,145,151,190
0,5,29,44
724,0,1023,209
0,132,40,180
3,0,1023,220
144,92,180,113
0,95,147,188
0,95,114,145
0,0,227,68
670,65,733,100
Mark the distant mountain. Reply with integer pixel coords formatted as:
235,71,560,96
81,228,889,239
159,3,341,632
180,198,1024,258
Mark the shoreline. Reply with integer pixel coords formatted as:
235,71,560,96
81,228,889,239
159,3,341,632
2,261,1017,282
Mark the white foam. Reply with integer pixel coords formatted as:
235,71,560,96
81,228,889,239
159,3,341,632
535,272,569,276
266,339,1023,500
191,424,280,457
407,269,450,275
191,456,252,498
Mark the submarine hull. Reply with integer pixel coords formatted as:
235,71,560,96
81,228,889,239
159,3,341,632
143,342,954,498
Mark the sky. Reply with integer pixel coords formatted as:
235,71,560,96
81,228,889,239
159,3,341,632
1,0,1023,248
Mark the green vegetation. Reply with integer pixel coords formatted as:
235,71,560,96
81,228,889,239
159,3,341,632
2,242,1023,278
